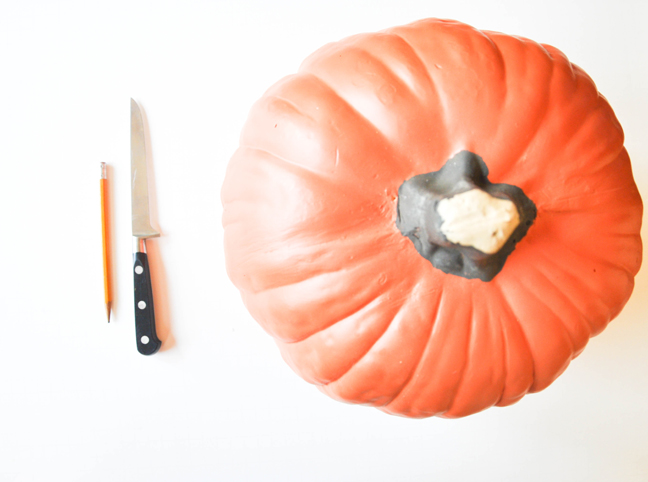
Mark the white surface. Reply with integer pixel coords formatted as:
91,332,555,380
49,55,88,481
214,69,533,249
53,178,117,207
1,1,647,481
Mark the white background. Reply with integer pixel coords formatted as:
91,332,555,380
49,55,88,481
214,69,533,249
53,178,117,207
1,1,647,481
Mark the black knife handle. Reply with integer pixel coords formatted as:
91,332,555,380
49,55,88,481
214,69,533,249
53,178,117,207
133,251,161,355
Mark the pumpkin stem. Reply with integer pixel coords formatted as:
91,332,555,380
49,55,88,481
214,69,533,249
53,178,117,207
395,151,536,281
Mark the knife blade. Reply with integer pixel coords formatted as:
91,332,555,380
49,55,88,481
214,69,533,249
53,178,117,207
131,98,162,356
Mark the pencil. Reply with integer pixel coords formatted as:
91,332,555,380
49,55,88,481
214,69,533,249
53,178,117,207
100,162,112,322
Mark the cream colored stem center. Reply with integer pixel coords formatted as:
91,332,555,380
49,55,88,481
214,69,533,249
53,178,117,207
437,189,520,254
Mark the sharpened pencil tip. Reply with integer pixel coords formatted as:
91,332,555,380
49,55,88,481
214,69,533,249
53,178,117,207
106,302,112,323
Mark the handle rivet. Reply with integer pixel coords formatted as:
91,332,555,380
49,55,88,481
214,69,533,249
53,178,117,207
135,265,144,275
141,336,150,344
138,300,146,309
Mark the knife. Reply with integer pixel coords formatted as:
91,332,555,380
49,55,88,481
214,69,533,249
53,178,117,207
131,99,162,356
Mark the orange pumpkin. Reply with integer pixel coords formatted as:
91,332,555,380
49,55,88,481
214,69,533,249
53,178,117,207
221,18,643,418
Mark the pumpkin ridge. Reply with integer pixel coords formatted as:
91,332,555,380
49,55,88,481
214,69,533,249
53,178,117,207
266,91,318,126
223,148,399,295
286,71,418,187
485,37,555,183
282,279,396,346
481,29,508,127
296,69,395,152
320,275,437,397
277,291,405,385
238,144,326,178
480,31,510,167
380,31,445,111
380,31,436,94
558,104,625,171
497,275,574,393
382,282,445,411
494,275,537,394
382,282,477,416
236,226,402,295
504,66,602,199
270,242,397,292
528,238,630,339
240,263,352,298
230,150,406,251
247,268,383,343
428,283,476,414
531,246,613,335
318,296,417,388
540,44,575,78
542,75,609,149
392,20,509,156
349,41,433,112
531,260,593,344
247,75,407,185
567,250,635,313
444,289,477,416
516,267,578,357
236,145,387,209
493,288,511,406
309,41,450,170
339,33,459,177
221,148,329,215
535,161,641,216
375,33,438,100
550,232,637,280
227,231,386,292
385,30,454,139
539,185,632,212
277,243,426,343
489,284,534,405
447,285,511,416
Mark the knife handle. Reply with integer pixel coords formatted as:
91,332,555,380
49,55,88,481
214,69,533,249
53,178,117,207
133,249,161,355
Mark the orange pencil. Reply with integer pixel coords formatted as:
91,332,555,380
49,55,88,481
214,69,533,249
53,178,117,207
100,162,112,322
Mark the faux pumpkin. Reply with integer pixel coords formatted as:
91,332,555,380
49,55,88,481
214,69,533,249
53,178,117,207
221,18,643,418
